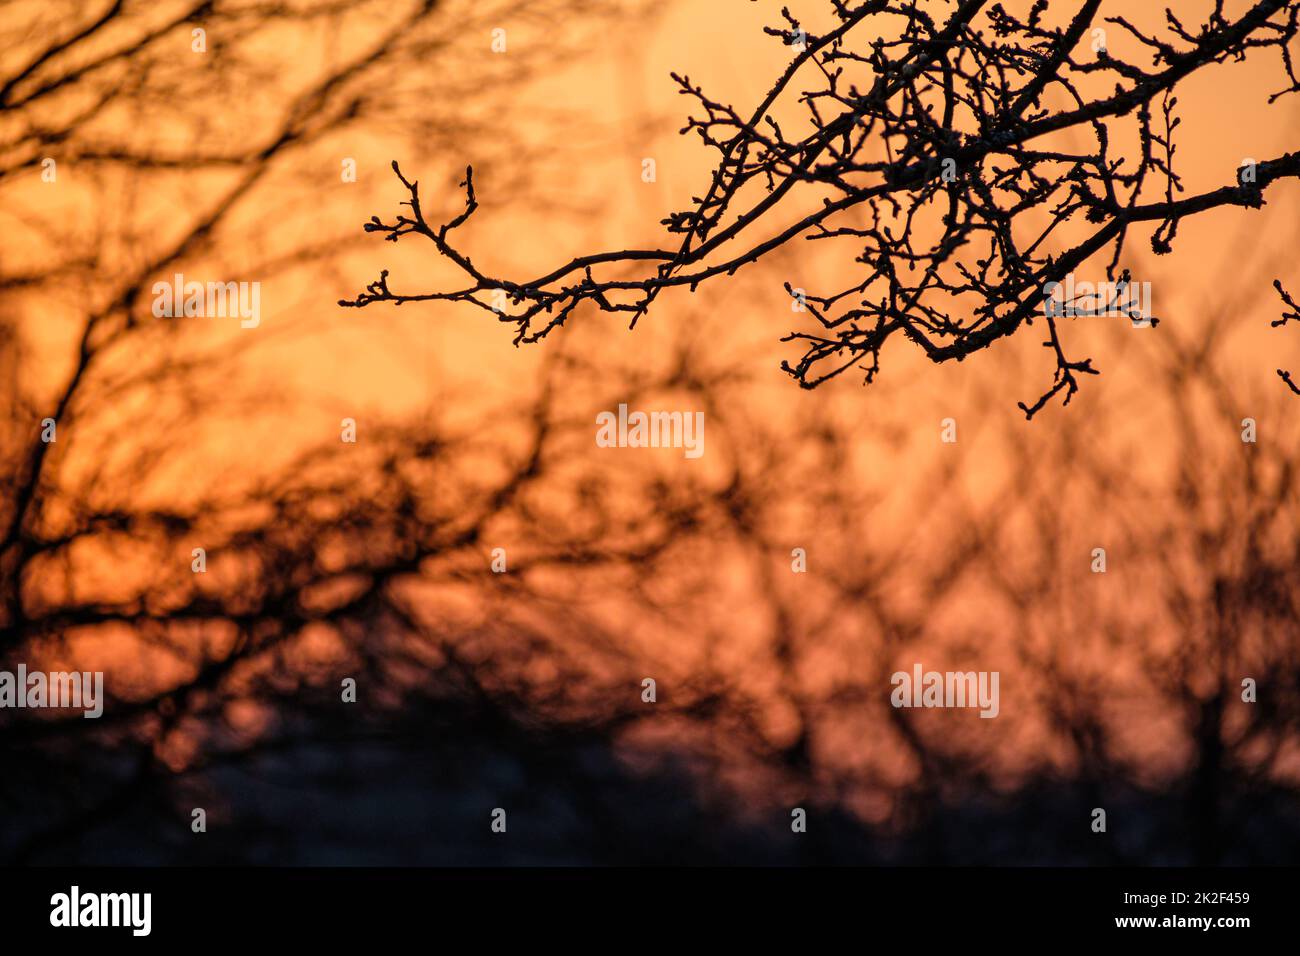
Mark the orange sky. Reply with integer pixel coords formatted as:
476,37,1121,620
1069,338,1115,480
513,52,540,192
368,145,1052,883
4,0,1299,810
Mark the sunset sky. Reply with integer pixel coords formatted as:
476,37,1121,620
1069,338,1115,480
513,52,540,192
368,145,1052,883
2,0,1299,866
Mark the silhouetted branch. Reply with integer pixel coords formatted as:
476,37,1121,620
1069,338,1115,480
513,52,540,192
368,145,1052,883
1273,279,1300,393
345,0,1300,416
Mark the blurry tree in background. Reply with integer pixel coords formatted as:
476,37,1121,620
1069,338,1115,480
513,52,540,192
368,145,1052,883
6,277,1300,863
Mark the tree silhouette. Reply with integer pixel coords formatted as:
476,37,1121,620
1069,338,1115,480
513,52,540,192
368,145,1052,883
9,292,1300,863
0,0,667,861
1272,279,1300,393
344,0,1300,417
0,0,650,645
